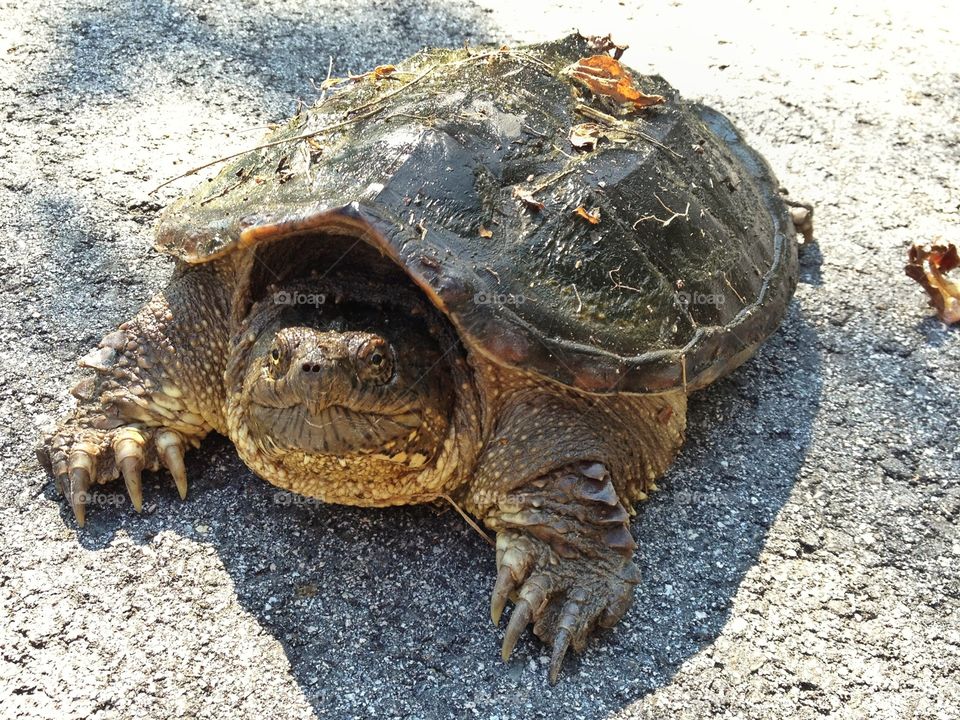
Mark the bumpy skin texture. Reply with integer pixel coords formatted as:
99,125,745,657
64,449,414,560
464,360,685,680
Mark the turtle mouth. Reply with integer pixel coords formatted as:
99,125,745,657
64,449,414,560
248,402,422,455
246,370,424,455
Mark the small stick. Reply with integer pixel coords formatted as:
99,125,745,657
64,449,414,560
440,493,495,546
574,103,682,159
148,105,384,195
320,55,334,101
345,62,438,116
150,50,552,196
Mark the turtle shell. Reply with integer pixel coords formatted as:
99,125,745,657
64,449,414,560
156,34,797,394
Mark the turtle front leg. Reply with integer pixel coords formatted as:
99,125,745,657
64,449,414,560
483,461,642,684
37,265,231,525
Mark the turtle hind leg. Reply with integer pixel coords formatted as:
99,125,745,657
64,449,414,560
784,198,814,243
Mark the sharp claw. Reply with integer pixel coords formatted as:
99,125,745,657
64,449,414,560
52,454,70,496
113,430,146,512
548,627,572,684
68,469,88,527
502,599,532,662
491,565,515,626
156,430,188,500
118,458,144,512
55,473,70,497
67,445,98,528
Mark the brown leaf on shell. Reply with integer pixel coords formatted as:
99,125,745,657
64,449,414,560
512,188,545,211
574,206,601,224
905,242,960,324
478,225,494,238
566,55,665,111
569,123,604,151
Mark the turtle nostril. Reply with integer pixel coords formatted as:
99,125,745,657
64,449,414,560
312,364,321,372
301,362,313,373
301,362,322,374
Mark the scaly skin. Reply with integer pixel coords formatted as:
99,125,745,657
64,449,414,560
463,359,686,682
39,260,687,683
38,261,233,521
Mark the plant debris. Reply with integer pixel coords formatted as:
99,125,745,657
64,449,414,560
564,55,665,112
569,123,604,151
512,187,545,211
478,225,493,238
905,242,960,324
574,206,601,224
587,33,629,60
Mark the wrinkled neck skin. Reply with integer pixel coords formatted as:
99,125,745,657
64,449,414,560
224,278,480,506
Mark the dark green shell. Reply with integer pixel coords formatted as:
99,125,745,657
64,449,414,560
156,34,797,394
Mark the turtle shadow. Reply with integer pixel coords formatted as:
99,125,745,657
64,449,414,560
914,315,958,345
208,301,823,715
613,300,822,696
797,240,824,287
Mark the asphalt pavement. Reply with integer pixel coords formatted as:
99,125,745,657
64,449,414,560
1,1,957,718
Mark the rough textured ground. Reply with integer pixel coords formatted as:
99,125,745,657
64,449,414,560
1,1,958,718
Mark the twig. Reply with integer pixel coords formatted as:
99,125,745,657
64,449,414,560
608,265,643,293
530,164,578,194
574,103,682,159
345,62,438,116
148,105,384,194
522,123,548,138
150,50,554,195
440,494,495,546
633,194,690,228
320,55,334,101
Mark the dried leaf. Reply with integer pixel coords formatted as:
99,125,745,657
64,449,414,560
574,206,601,224
478,225,494,238
345,65,398,84
905,242,960,324
569,123,604,151
513,187,545,211
565,55,665,112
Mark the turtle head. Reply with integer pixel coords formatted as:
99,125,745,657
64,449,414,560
245,323,443,455
226,281,460,502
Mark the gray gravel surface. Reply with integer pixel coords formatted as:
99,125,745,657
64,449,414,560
1,1,958,718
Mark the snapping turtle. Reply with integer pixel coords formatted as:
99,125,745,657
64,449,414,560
39,34,800,682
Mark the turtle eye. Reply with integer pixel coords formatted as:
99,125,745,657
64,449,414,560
357,337,394,384
267,343,285,376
